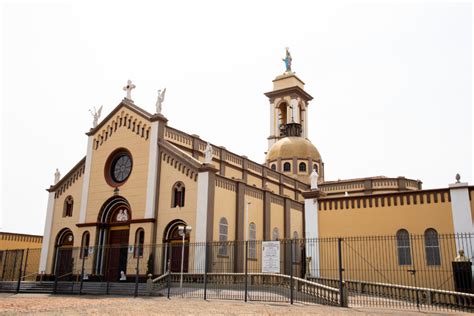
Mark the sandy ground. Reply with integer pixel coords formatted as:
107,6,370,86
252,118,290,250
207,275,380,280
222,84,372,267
0,293,470,315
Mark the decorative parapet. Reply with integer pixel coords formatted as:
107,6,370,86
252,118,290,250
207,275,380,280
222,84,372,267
319,177,422,196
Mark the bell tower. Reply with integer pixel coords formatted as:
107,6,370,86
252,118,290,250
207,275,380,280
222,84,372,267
264,49,324,184
264,56,313,150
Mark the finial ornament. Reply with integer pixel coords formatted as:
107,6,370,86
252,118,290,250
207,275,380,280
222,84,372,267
282,47,292,73
204,142,213,164
310,169,318,190
456,173,461,183
155,88,166,114
123,79,136,101
89,105,103,128
54,168,61,184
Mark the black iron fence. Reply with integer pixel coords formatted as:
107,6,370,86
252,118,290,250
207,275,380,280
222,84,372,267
0,234,473,312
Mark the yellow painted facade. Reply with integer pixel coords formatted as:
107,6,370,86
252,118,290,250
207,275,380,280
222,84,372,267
38,69,472,289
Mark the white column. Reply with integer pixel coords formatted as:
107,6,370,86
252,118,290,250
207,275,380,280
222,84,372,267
269,103,275,139
194,171,210,272
304,196,320,277
144,121,159,218
78,136,94,223
39,191,55,273
304,107,309,138
449,182,473,255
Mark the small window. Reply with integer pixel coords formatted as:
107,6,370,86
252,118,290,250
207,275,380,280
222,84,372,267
134,228,145,258
313,164,318,173
270,164,276,171
272,227,279,241
219,218,228,256
299,162,307,172
63,196,74,217
396,229,412,265
283,162,291,172
172,182,185,208
249,222,257,259
80,231,90,259
424,228,441,266
293,231,299,239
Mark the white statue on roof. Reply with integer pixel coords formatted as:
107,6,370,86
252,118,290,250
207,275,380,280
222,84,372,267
204,142,213,164
155,88,166,114
310,169,318,190
54,168,61,184
89,105,103,128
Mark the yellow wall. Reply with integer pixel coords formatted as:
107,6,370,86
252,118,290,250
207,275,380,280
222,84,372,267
155,154,198,244
270,202,284,240
318,194,454,237
0,233,42,250
213,186,237,241
86,108,150,223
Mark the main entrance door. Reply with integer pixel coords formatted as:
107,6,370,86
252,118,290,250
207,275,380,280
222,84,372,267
107,228,129,281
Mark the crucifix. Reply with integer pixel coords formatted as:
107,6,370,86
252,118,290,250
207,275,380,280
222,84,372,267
123,80,136,101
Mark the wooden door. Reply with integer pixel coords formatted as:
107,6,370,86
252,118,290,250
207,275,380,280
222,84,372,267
169,242,189,273
107,229,129,281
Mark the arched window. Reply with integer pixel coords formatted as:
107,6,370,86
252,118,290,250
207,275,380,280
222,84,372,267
283,162,291,172
396,229,412,265
299,162,307,172
80,231,90,259
313,164,318,173
249,222,257,259
172,182,185,208
134,228,145,258
63,196,74,217
293,231,299,239
219,218,228,256
270,164,276,171
425,228,441,265
272,227,279,240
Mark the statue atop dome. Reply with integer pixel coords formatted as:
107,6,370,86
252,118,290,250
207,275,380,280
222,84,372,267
282,47,292,73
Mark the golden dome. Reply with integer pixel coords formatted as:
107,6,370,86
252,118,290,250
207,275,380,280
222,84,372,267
266,137,321,162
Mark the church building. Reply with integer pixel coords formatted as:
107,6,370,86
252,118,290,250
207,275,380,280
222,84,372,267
38,51,474,283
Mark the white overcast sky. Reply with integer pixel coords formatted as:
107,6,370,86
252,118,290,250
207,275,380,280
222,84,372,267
1,1,472,235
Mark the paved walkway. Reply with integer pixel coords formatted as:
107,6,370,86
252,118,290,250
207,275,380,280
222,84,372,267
0,293,469,315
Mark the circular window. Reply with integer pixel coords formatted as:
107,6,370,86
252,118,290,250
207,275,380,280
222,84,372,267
105,149,133,186
112,154,132,182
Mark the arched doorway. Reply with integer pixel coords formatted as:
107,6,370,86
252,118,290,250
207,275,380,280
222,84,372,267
95,196,131,281
163,220,190,273
54,229,74,280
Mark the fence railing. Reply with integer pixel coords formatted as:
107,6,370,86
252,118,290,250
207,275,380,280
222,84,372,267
0,233,473,312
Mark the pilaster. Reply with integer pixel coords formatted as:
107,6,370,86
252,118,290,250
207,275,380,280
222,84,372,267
39,191,55,273
449,181,473,253
78,135,94,223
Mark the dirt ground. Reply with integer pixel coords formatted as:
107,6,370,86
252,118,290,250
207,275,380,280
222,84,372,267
0,293,470,315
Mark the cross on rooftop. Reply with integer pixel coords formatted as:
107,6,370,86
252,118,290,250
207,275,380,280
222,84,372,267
123,80,136,101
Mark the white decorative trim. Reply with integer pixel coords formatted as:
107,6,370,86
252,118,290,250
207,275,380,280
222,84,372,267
194,171,210,273
304,198,320,277
449,182,473,253
39,192,55,273
144,121,159,218
79,136,94,223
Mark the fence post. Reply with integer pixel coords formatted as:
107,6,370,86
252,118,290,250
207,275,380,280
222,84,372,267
16,250,24,293
204,242,208,300
290,240,294,305
244,240,248,303
79,251,85,295
337,238,344,307
53,248,60,294
134,251,140,297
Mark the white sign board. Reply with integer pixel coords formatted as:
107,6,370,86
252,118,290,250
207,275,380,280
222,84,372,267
262,241,280,273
